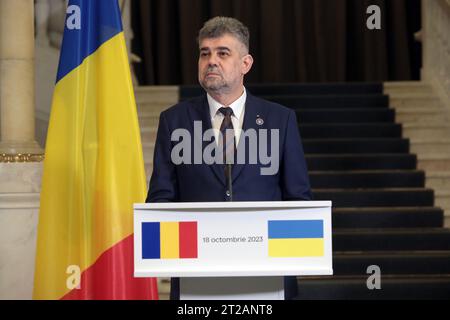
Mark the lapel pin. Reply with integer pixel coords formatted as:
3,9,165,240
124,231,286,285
256,116,264,126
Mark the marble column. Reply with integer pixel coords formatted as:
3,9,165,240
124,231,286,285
0,0,43,159
120,0,141,86
35,0,50,46
0,0,44,299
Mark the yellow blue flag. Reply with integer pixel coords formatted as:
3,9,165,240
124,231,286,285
268,220,324,257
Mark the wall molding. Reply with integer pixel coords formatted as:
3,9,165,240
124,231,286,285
0,193,41,210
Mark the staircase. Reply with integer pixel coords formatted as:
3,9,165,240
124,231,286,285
135,86,178,181
136,82,450,300
385,82,450,228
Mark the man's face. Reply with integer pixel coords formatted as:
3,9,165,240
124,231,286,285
198,34,253,95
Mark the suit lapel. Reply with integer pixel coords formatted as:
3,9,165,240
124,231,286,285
189,95,226,186
232,93,267,183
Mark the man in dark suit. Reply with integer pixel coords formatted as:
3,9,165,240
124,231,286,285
146,16,312,299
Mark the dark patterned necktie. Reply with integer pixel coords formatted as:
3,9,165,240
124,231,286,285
218,107,235,165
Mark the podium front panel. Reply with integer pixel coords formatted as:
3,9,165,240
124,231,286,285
134,201,332,278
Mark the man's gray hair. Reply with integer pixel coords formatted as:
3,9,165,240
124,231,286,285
198,16,250,52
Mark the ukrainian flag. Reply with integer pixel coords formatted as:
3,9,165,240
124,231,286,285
33,0,158,299
268,220,324,257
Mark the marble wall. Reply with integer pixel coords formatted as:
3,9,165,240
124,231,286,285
422,0,450,106
0,163,42,299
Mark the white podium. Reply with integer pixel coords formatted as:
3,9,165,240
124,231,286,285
134,201,332,300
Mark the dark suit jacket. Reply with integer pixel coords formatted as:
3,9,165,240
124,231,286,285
146,92,312,299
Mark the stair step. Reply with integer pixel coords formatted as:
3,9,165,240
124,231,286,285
295,274,450,300
137,102,172,113
296,108,395,123
395,106,445,113
435,191,450,210
310,170,425,189
145,165,153,182
303,138,409,154
313,188,434,207
332,207,443,228
445,217,450,229
180,83,383,98
138,115,160,127
299,123,402,138
410,140,450,155
402,124,450,140
306,154,417,171
383,81,434,95
140,128,158,144
395,108,450,124
426,171,450,190
134,86,179,104
143,147,156,163
141,126,158,133
333,251,450,275
264,94,389,109
418,154,450,172
333,228,450,251
389,95,442,109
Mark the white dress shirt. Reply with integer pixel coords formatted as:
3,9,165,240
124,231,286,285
207,88,246,146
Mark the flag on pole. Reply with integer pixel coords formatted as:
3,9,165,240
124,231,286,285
33,0,158,299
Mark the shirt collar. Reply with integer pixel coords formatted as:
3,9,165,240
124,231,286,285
207,87,246,121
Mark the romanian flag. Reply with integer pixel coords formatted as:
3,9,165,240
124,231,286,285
268,220,324,257
33,0,158,299
142,222,198,259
